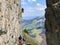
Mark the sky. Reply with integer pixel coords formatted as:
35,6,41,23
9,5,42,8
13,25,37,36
21,0,46,20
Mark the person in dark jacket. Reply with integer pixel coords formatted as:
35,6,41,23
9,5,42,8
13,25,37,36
18,35,23,45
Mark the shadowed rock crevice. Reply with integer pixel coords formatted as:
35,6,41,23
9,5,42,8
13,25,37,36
45,0,60,45
0,30,7,36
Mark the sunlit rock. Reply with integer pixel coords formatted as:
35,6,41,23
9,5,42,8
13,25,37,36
0,0,22,45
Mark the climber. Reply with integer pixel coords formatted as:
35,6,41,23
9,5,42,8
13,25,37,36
18,35,23,45
21,8,24,13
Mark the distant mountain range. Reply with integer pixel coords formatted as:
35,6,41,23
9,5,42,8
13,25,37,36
22,16,45,24
22,16,46,32
22,16,46,45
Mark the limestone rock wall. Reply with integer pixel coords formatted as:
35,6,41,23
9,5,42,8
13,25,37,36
45,0,60,45
0,0,22,45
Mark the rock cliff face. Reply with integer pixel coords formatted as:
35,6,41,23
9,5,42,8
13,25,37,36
0,0,22,45
45,0,60,45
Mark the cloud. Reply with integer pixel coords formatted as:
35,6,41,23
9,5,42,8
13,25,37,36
36,3,46,10
24,3,46,12
36,6,46,10
21,2,27,5
22,6,45,20
37,3,41,6
21,0,27,5
26,9,35,12
24,5,46,13
28,0,36,2
21,0,25,2
24,7,35,13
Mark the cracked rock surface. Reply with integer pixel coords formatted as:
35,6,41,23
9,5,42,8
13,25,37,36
45,0,60,45
0,0,22,45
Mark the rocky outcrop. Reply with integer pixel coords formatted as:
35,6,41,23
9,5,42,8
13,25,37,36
45,0,60,45
0,0,22,45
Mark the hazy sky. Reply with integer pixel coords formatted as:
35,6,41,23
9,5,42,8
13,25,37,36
21,0,46,20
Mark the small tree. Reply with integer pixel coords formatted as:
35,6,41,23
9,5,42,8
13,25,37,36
23,29,29,34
